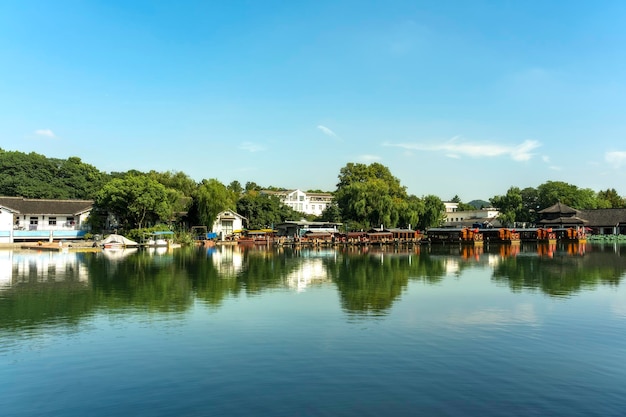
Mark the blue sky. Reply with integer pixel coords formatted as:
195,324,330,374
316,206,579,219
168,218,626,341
2,1,626,202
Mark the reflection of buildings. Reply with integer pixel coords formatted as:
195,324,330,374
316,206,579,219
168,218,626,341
0,251,12,287
285,257,332,292
1,251,89,288
210,245,244,278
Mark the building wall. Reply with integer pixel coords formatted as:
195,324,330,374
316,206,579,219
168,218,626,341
444,208,500,224
15,214,88,231
212,211,245,239
277,190,332,216
444,202,459,213
0,209,13,243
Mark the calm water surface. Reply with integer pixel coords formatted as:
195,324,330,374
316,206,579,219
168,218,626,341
1,243,625,416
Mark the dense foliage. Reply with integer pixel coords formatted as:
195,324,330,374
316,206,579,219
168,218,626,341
334,162,444,230
3,148,626,233
490,182,626,226
0,149,106,199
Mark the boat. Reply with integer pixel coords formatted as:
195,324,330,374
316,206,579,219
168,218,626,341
143,231,175,247
100,234,139,249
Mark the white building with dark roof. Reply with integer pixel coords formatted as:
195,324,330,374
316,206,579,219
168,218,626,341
261,189,333,216
0,197,93,243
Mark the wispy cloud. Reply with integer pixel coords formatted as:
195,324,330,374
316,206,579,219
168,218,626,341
384,137,541,161
358,154,381,162
605,151,626,168
34,129,55,138
238,142,265,153
317,125,341,140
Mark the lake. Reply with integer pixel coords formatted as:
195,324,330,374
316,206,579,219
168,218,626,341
1,243,625,416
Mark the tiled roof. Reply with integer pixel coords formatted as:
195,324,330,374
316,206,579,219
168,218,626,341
0,197,93,215
538,202,577,214
538,216,587,225
578,209,626,227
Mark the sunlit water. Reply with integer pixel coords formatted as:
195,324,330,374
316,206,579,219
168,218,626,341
1,243,625,416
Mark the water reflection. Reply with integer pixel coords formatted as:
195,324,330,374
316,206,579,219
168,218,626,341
1,243,625,330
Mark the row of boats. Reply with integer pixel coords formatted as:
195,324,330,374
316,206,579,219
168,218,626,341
232,226,587,247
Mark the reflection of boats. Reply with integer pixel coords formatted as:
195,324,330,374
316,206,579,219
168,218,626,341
101,247,138,260
101,234,139,249
143,231,175,247
146,247,169,256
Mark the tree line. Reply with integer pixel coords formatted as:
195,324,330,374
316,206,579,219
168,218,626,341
1,148,624,232
488,183,626,226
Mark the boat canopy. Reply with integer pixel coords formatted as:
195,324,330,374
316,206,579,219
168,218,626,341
101,234,139,246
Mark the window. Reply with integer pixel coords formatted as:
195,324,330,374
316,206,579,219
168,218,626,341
49,217,57,226
67,217,75,226
29,217,38,230
299,195,304,201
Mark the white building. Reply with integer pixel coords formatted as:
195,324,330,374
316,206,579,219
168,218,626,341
0,197,93,243
444,201,459,213
444,207,500,227
261,189,333,217
212,210,247,240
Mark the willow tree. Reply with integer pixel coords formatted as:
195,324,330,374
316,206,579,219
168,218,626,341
334,162,422,229
190,179,238,227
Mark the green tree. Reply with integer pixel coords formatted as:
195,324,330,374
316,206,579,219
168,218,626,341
417,195,444,230
318,201,342,223
245,181,261,192
0,149,108,199
227,180,244,196
597,188,626,208
236,192,299,229
398,195,424,230
190,179,237,227
451,195,474,211
490,187,523,227
56,156,107,199
334,163,409,229
536,181,598,210
94,174,173,229
519,187,539,223
0,149,66,198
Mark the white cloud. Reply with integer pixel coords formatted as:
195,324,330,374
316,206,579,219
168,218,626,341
238,142,265,152
384,137,541,161
605,151,626,168
317,125,340,140
34,129,55,138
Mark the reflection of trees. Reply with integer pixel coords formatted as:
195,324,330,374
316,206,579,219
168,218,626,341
329,247,473,315
491,247,626,297
188,246,306,307
87,249,193,312
330,253,409,316
5,244,623,333
0,250,194,332
0,280,95,331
